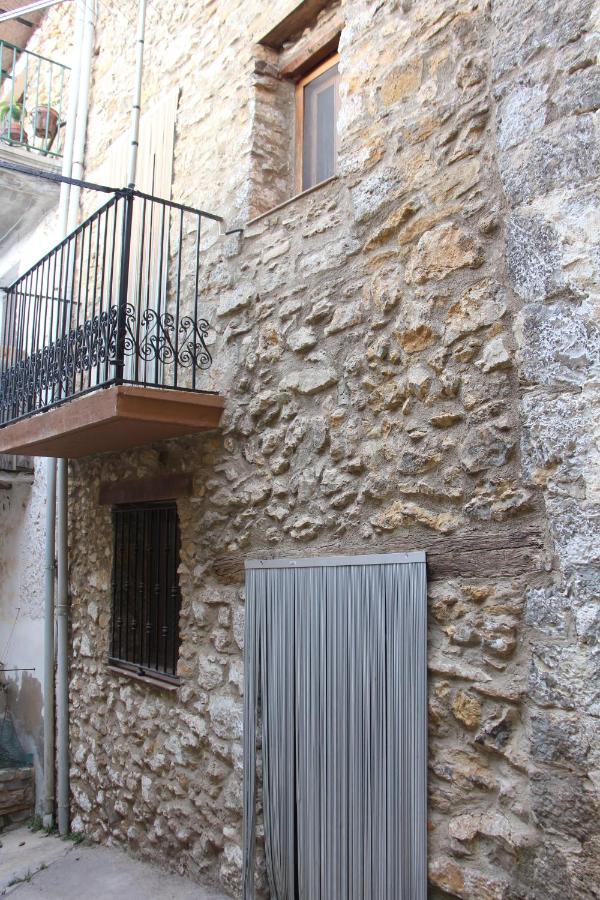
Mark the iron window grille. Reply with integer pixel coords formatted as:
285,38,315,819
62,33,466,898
109,500,181,683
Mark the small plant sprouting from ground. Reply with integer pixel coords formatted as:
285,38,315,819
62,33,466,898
7,870,33,887
7,863,47,888
64,830,84,844
29,815,57,836
29,814,85,843
29,814,43,831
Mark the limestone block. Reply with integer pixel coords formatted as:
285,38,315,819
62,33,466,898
405,223,484,284
217,285,254,317
279,367,338,395
208,695,243,741
529,643,600,715
530,711,591,768
286,327,317,352
476,335,511,372
449,811,535,849
506,213,562,302
380,57,423,105
429,857,510,900
451,691,482,729
531,770,599,841
500,115,599,205
496,83,547,151
461,426,514,473
371,499,460,534
515,302,596,388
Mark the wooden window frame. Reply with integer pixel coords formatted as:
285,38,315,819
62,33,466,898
295,52,340,193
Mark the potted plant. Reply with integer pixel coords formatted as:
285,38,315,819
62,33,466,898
32,104,59,142
0,99,28,145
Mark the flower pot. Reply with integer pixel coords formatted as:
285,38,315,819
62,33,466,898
1,119,28,144
32,106,59,141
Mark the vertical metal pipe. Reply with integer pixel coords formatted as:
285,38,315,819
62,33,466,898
114,191,133,384
43,0,85,832
56,0,95,838
58,0,85,235
56,456,69,836
42,458,56,828
127,0,147,190
67,0,95,229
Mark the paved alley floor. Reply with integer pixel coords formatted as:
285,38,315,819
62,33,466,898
0,827,231,899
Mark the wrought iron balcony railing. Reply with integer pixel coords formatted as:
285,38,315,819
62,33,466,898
0,40,69,159
0,189,223,427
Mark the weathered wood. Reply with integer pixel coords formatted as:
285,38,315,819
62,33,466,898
210,523,547,584
0,453,33,473
0,385,225,458
98,473,192,506
258,0,333,49
278,22,341,78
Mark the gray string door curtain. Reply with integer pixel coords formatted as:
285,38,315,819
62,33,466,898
243,551,427,900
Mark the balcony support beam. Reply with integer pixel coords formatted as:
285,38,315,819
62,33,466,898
0,384,225,458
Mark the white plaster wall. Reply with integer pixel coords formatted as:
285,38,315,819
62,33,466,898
0,463,48,812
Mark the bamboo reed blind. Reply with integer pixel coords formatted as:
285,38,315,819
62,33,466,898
243,552,428,900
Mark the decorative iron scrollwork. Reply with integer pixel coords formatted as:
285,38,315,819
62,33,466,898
123,304,212,370
0,303,213,425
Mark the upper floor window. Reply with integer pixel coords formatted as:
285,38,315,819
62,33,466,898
296,53,340,192
252,0,342,217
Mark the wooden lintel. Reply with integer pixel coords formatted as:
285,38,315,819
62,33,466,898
278,22,341,79
99,473,193,506
257,0,333,49
210,524,547,584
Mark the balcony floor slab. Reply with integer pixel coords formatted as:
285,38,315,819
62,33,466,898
0,385,225,458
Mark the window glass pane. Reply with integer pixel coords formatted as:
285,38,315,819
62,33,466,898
302,63,339,190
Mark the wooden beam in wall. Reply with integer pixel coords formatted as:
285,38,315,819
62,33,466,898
211,523,547,584
98,473,192,506
258,0,333,49
278,22,341,79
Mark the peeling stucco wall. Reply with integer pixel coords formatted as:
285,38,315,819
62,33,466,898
3,0,599,897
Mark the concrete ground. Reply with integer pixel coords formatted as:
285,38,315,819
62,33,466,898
0,827,231,899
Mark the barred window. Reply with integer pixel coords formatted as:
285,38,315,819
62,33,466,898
109,501,181,683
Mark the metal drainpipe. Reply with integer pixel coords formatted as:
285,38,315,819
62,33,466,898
67,0,95,225
127,0,147,190
56,0,95,838
42,0,85,832
42,458,57,829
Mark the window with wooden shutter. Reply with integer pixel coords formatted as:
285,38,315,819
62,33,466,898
109,501,181,683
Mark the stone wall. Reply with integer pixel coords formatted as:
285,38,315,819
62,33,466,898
493,1,600,895
17,0,600,897
0,768,35,829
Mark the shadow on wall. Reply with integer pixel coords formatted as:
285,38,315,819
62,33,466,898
3,671,43,768
8,672,44,754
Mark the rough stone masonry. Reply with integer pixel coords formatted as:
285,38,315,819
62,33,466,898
19,0,600,897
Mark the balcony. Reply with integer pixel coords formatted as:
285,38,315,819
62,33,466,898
0,189,225,458
0,43,69,285
0,40,69,159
